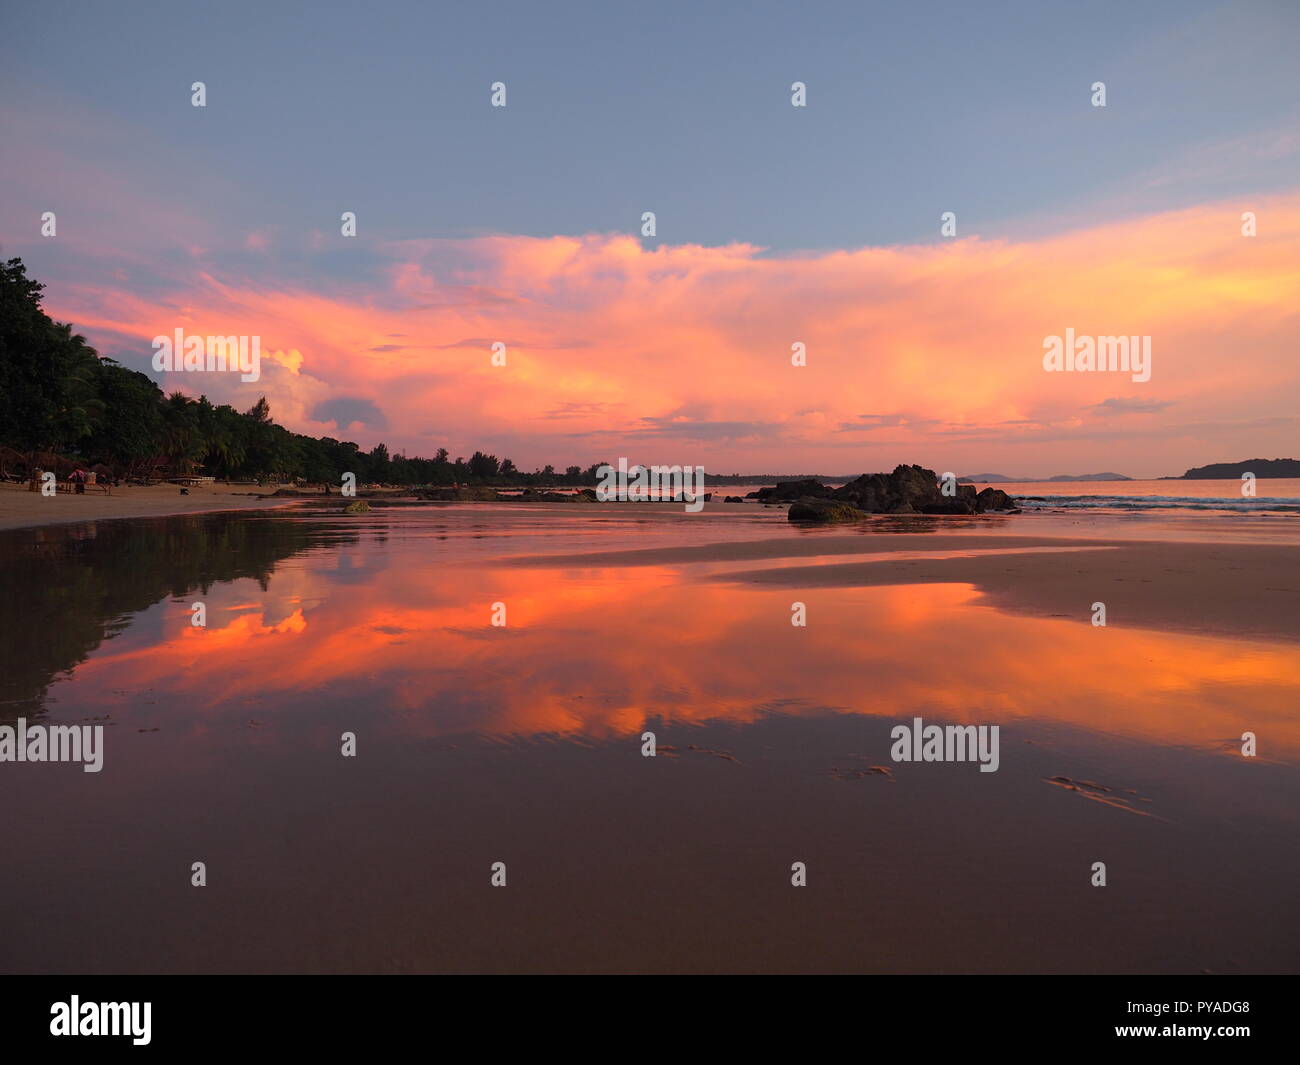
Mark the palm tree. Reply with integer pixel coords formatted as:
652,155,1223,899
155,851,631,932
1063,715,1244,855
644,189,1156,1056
160,392,206,474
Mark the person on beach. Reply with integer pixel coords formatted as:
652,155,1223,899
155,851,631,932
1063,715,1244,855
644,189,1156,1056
71,468,86,494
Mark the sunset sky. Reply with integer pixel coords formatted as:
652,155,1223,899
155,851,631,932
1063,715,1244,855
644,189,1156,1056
2,0,1298,477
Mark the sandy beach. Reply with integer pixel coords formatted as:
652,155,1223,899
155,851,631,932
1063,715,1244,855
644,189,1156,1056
0,479,298,530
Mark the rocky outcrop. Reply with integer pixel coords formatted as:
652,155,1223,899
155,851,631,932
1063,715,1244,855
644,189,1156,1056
975,486,1015,512
515,488,598,502
780,465,1017,521
830,465,932,513
752,478,834,502
787,498,869,523
415,486,501,501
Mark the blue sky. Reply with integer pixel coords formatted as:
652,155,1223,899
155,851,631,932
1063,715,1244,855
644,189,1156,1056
5,0,1298,260
2,1,1298,476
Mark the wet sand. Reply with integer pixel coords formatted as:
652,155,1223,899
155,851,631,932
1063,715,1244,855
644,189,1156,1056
1,505,1296,973
724,539,1300,644
7,710,1296,974
505,513,1300,644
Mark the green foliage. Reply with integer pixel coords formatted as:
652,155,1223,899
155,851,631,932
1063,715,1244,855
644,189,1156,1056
0,258,104,453
81,359,165,465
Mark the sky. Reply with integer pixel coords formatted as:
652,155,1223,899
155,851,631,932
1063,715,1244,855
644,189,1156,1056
1,0,1298,478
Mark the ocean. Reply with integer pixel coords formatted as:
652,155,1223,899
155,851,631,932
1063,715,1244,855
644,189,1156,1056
719,478,1300,515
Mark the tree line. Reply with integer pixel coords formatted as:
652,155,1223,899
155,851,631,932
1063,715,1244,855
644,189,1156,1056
0,258,605,486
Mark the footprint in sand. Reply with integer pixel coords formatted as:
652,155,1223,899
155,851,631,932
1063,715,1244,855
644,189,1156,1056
830,757,894,782
656,744,739,763
1045,775,1157,817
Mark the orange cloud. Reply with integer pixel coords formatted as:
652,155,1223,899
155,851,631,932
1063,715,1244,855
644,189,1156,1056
44,191,1300,474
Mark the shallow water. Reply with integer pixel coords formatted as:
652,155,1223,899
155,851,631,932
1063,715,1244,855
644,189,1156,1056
1,508,1297,972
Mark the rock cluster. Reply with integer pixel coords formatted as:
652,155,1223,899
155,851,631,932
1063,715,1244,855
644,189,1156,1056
514,488,598,502
749,465,1017,522
415,486,501,501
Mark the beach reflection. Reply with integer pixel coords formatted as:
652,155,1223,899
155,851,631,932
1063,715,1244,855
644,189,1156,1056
11,512,1296,761
0,513,353,722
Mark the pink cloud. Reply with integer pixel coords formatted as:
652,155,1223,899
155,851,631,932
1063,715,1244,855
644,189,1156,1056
38,191,1300,476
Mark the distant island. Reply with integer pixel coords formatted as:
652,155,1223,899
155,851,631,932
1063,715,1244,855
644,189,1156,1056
706,473,858,485
1180,458,1300,479
958,472,1131,483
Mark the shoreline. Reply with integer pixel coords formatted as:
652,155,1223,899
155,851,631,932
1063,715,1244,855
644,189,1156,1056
0,481,301,531
6,475,1300,534
5,484,1299,643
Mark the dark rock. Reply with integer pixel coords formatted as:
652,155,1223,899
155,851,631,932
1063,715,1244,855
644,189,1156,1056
788,498,869,523
919,498,974,515
756,478,834,502
514,488,595,502
891,463,945,504
975,487,1015,512
831,473,890,511
834,464,946,513
919,484,977,514
416,486,500,501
